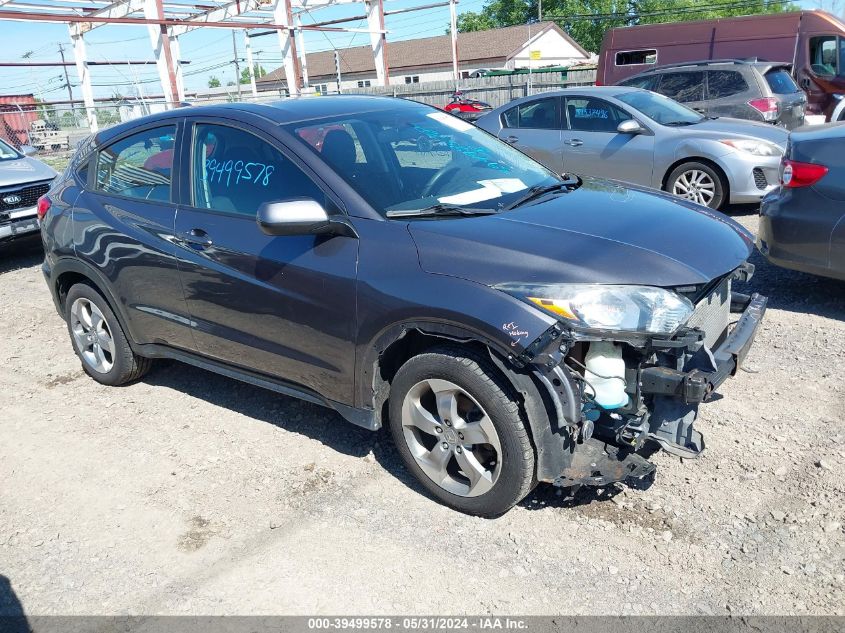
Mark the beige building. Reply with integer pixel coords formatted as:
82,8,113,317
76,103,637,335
257,22,591,93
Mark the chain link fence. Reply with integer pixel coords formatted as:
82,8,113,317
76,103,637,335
1,67,597,167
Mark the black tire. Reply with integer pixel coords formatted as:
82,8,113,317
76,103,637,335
64,282,151,386
666,160,727,210
388,345,535,517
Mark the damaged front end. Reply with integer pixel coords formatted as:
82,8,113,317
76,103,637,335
505,264,767,489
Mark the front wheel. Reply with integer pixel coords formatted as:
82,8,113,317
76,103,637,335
666,161,727,209
388,346,535,517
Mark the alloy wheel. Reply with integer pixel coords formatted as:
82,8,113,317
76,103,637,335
400,378,502,497
672,169,716,206
69,298,115,374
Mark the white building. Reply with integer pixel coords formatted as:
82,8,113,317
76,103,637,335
257,22,591,93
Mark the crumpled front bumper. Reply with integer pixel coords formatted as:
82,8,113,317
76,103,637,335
638,292,768,404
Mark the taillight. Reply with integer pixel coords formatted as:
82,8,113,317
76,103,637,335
748,97,779,121
37,195,51,221
781,159,828,188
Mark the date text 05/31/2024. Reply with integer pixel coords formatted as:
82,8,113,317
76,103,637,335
307,618,529,630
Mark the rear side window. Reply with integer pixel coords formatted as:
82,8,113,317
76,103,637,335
765,68,799,94
95,126,176,202
619,74,658,91
503,98,558,129
707,70,748,99
615,50,657,66
192,123,324,218
657,71,704,103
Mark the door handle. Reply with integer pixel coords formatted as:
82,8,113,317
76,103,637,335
504,135,519,144
564,138,583,147
801,77,811,89
177,228,213,248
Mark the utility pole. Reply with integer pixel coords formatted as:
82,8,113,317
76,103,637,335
58,43,76,119
232,31,242,100
334,50,342,93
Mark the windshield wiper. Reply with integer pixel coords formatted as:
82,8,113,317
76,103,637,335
504,175,581,210
385,203,498,218
663,120,697,126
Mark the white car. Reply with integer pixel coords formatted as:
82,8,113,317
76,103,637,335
0,138,57,246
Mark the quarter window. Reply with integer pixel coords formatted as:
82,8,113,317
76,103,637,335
564,97,628,132
615,50,657,66
95,126,176,202
191,124,324,218
707,70,748,99
656,71,705,103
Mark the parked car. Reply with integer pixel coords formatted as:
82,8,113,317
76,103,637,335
597,10,845,123
39,97,766,516
0,138,57,246
475,86,788,209
758,122,845,280
617,60,807,130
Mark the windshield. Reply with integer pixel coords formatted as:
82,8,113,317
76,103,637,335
615,90,704,126
0,138,21,161
286,105,560,217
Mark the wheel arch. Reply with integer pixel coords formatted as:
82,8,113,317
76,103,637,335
661,156,731,200
361,320,575,482
51,258,138,346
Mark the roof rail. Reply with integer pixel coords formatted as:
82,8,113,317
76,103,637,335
646,58,784,71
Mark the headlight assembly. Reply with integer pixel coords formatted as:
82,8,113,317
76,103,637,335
719,139,782,157
497,283,694,336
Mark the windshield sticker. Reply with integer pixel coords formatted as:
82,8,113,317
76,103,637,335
205,158,275,187
426,111,475,132
438,178,526,205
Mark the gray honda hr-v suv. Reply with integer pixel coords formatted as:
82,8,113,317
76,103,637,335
39,96,766,516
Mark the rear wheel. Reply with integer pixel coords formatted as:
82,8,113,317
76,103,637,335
388,346,535,517
666,161,727,209
65,283,151,386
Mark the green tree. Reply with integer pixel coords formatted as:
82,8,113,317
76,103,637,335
239,64,266,84
456,0,797,54
207,75,221,88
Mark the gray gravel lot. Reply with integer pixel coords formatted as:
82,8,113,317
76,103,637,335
0,209,843,616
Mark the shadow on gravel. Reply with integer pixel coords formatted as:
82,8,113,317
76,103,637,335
0,574,28,632
0,235,43,275
521,481,624,511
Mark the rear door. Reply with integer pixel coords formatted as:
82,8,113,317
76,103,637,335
496,96,563,173
704,69,755,119
75,120,196,351
762,67,807,128
560,96,655,185
173,117,359,404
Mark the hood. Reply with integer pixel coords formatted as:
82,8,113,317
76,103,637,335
408,178,754,288
679,117,789,148
0,156,57,187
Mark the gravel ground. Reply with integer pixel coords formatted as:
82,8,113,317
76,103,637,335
0,208,843,616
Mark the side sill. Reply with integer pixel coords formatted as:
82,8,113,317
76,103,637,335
135,343,379,431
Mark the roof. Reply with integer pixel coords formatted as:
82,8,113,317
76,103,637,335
259,22,590,85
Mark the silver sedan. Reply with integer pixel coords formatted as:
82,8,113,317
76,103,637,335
475,86,788,209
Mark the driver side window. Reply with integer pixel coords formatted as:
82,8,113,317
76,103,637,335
809,36,839,77
191,123,324,218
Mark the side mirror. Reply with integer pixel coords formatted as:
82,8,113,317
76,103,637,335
20,144,37,156
257,198,336,236
617,120,644,135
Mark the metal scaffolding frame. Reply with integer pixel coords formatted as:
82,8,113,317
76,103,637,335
0,0,461,131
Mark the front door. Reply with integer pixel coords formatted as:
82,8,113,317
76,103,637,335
173,120,359,404
496,96,563,173
561,96,655,186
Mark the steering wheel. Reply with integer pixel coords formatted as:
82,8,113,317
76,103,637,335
420,167,461,198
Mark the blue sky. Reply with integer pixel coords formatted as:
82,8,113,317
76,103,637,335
0,0,822,100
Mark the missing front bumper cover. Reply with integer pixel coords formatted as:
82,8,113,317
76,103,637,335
553,439,656,488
